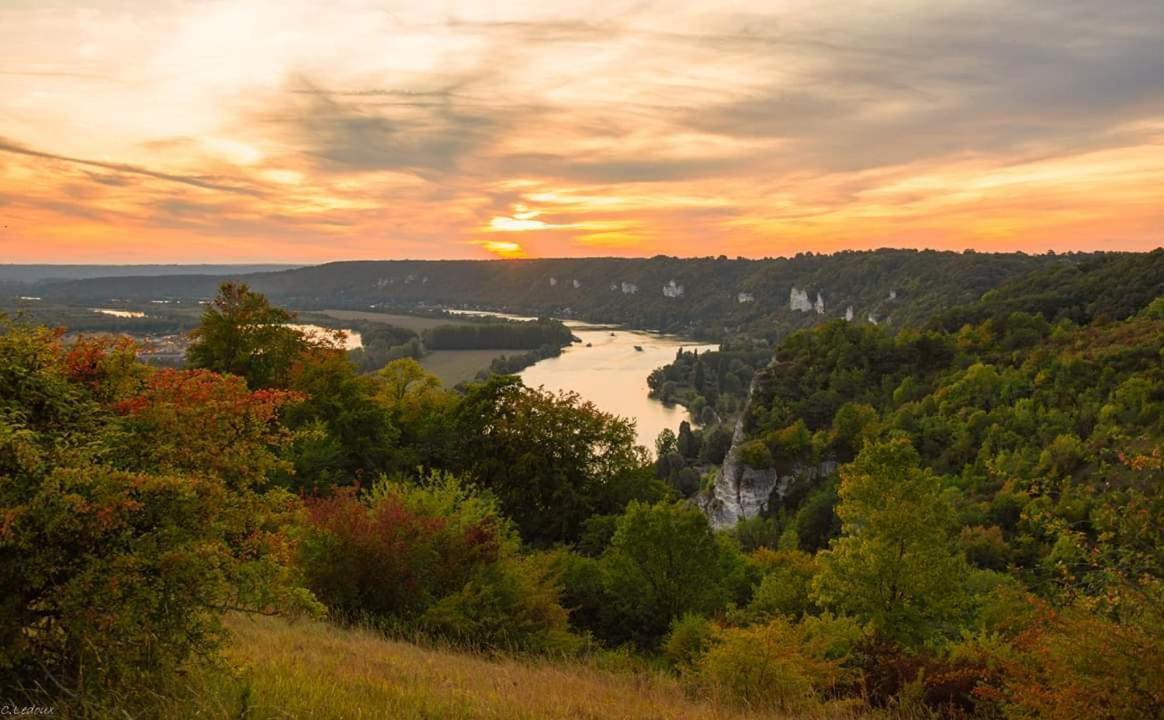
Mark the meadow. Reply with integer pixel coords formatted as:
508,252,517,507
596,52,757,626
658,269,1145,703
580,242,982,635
166,615,882,720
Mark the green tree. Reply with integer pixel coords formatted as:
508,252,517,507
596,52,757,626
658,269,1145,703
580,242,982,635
677,420,698,459
600,501,742,647
280,351,398,489
812,436,969,644
451,376,661,545
187,282,327,389
655,428,678,458
374,358,458,470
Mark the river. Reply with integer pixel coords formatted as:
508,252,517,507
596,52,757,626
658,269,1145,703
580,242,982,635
451,310,717,450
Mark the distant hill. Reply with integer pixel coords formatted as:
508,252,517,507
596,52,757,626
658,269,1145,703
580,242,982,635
0,264,301,284
21,249,1145,337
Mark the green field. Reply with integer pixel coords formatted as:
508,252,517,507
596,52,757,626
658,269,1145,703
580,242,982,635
316,308,459,332
420,349,513,385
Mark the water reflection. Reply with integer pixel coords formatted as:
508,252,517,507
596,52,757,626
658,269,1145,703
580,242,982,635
520,321,717,451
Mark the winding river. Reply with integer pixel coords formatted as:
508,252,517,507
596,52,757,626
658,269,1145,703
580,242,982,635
451,310,718,450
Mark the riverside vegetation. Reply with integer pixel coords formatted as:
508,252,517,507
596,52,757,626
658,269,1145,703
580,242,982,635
2,250,1163,718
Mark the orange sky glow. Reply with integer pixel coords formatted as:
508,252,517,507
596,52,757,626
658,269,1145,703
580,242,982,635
1,0,1162,263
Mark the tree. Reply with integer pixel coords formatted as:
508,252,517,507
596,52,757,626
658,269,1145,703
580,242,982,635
300,473,579,653
655,428,678,458
187,282,330,389
451,376,661,545
0,324,316,706
600,501,742,646
280,350,398,489
812,436,969,644
374,358,457,471
677,420,698,459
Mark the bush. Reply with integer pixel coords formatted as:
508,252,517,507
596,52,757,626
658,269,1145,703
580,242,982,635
420,553,581,654
662,613,715,671
737,439,774,468
599,501,743,648
0,325,315,707
747,549,818,619
730,515,781,552
693,615,859,712
299,474,579,652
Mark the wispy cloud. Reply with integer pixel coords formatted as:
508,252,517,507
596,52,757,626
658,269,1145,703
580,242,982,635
0,0,1161,261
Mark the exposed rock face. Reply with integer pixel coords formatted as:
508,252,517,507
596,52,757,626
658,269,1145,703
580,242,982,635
549,277,558,287
845,305,854,321
573,279,582,289
738,292,755,304
814,292,825,315
698,377,837,529
790,287,813,312
621,281,639,295
663,280,685,298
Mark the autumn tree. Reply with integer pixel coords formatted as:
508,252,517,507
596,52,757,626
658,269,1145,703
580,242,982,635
0,322,316,707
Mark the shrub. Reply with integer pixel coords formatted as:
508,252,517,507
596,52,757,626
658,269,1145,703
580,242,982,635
420,553,581,654
731,515,781,552
299,474,579,652
693,615,858,712
663,613,715,671
747,549,818,619
960,525,1011,571
737,439,774,468
0,323,315,707
991,596,1164,720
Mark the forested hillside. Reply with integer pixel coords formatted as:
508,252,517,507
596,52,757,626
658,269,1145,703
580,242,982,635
3,255,1162,719
21,249,1084,336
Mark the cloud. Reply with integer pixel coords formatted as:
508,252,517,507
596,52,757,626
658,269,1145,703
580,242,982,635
2,0,1163,261
0,137,266,196
684,0,1164,171
493,153,753,184
266,79,507,177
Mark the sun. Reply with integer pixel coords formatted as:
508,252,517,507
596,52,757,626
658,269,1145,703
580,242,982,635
480,240,526,258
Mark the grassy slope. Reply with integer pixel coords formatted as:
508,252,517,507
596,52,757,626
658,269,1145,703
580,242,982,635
171,615,861,720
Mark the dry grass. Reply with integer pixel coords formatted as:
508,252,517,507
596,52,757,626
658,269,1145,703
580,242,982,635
167,615,869,720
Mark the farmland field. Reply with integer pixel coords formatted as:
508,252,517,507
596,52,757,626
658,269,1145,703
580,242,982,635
316,309,458,332
419,349,511,385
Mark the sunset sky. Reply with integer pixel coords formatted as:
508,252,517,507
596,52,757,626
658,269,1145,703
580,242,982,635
2,0,1162,262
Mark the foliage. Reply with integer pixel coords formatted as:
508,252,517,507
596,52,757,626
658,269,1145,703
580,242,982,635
451,376,662,545
280,350,398,489
299,473,578,652
374,358,458,470
0,321,316,706
595,501,746,648
812,437,970,644
662,613,715,671
746,548,818,620
187,282,332,389
692,615,862,712
988,596,1164,720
